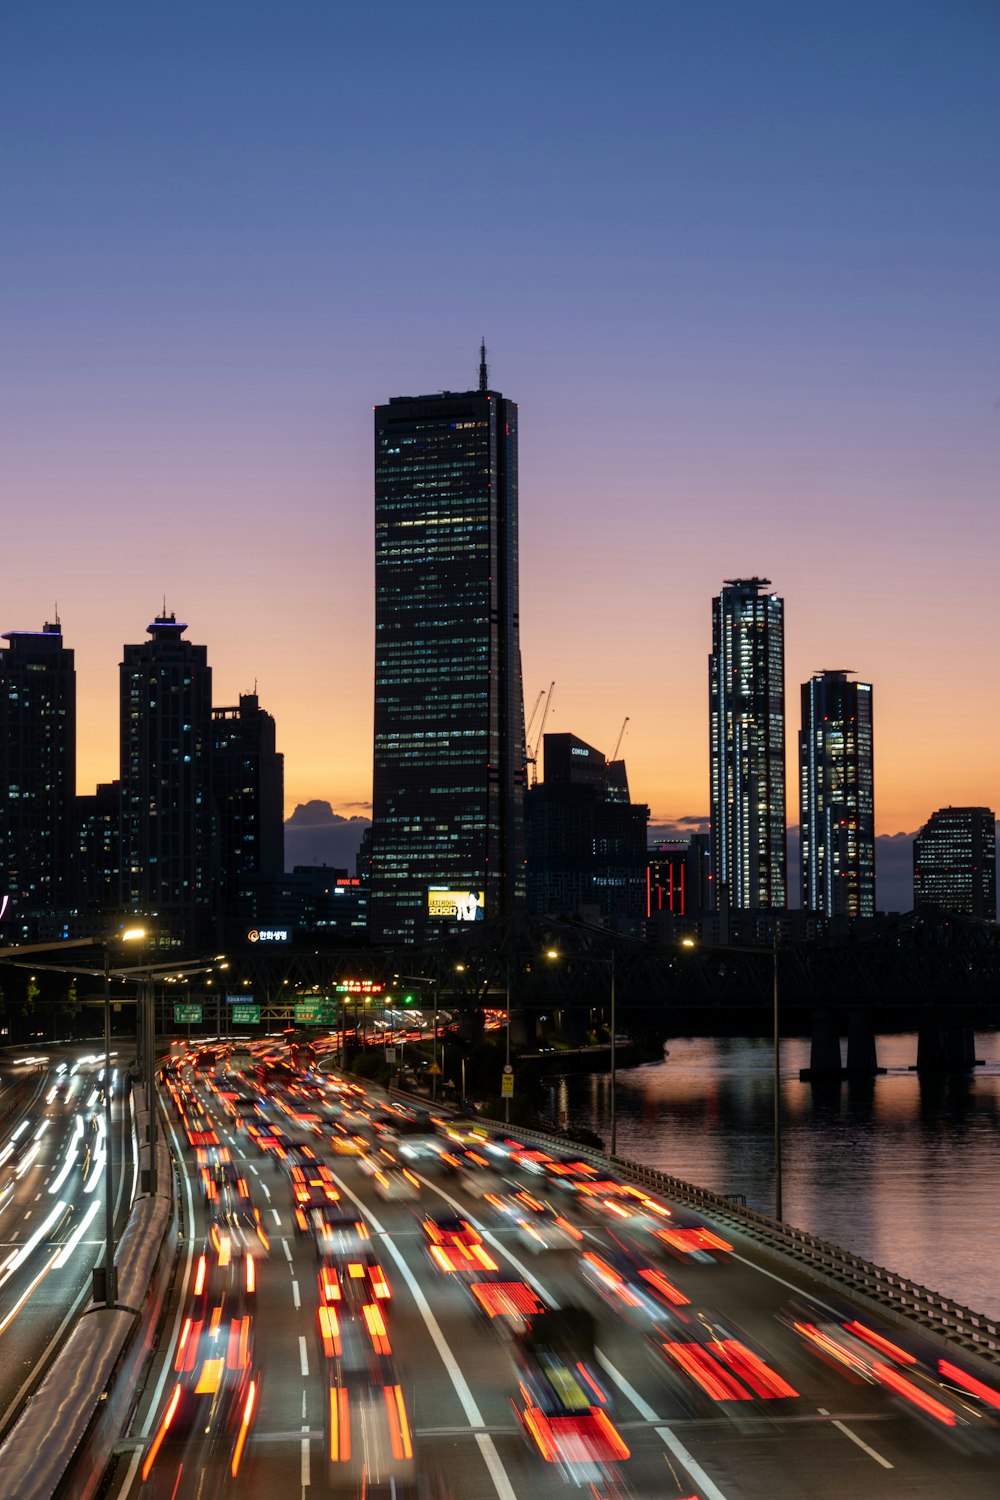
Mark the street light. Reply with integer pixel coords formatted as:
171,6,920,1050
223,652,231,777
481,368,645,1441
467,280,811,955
504,959,512,1124
680,933,783,1220
546,948,618,1157
98,925,146,1308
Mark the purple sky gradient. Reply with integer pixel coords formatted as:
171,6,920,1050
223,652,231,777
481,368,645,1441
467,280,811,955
1,1,997,845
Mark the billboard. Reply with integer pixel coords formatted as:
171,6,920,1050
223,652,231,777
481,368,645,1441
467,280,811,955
427,888,485,922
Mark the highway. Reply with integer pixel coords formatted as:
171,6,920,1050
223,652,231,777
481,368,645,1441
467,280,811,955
0,1045,135,1435
101,1044,1000,1500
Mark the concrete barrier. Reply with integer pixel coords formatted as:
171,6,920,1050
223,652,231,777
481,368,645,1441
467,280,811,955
0,1091,177,1500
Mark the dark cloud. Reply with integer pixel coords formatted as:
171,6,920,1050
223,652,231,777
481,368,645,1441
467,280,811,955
284,801,371,870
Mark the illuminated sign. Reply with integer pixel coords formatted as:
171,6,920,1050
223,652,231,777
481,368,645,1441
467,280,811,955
294,1000,337,1025
174,1003,202,1023
226,994,254,1004
334,980,383,994
427,888,485,922
231,1004,261,1024
247,928,290,944
571,746,590,757
0,894,8,921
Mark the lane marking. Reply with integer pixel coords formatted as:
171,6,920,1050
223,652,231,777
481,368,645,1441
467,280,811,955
597,1353,731,1500
331,1171,518,1500
298,1334,309,1376
292,1279,301,1309
271,1207,282,1226
413,1172,556,1306
282,1238,293,1262
818,1406,893,1468
300,1425,311,1487
729,1249,842,1318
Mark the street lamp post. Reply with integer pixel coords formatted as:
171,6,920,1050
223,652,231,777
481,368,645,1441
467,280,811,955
609,950,617,1158
99,947,117,1307
546,948,618,1156
431,977,439,1104
773,931,782,1221
504,959,511,1125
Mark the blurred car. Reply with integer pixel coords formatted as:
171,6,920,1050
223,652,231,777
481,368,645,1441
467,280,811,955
209,1194,271,1258
581,1247,689,1324
483,1189,583,1253
371,1166,420,1202
513,1306,629,1487
422,1214,498,1274
651,1305,798,1412
309,1207,372,1260
469,1278,546,1339
142,1293,257,1482
785,1304,1000,1443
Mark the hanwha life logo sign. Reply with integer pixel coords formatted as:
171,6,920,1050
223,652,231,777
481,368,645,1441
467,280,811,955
247,928,260,942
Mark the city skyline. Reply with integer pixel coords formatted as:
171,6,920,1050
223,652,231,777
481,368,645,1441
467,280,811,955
2,2,997,840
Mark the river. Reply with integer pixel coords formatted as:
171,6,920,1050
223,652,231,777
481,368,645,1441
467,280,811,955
546,1032,1000,1320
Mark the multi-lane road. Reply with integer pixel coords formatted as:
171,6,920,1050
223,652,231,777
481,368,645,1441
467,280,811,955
0,1046,135,1436
86,1046,1000,1500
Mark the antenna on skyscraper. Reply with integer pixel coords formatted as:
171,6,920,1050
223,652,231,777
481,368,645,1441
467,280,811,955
479,339,488,392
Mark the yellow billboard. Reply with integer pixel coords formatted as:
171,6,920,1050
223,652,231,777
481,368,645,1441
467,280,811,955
427,888,486,921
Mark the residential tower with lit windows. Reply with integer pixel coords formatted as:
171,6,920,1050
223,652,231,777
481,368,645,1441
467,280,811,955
799,670,875,918
709,577,786,910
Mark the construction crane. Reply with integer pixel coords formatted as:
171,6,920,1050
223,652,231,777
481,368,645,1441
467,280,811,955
609,716,629,764
527,681,555,786
524,689,546,753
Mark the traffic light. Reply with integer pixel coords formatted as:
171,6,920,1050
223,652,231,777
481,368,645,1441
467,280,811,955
403,993,415,1005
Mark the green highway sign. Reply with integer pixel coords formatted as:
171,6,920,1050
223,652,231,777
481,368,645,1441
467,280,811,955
294,1000,337,1026
231,1004,261,1025
174,1004,202,1024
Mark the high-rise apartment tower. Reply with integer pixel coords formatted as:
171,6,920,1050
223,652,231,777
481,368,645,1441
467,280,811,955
709,578,786,910
0,621,76,915
799,670,875,917
120,613,213,948
370,347,526,943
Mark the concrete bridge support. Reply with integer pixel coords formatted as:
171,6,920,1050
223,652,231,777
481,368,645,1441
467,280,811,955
915,1014,981,1072
800,1010,843,1080
846,1009,882,1075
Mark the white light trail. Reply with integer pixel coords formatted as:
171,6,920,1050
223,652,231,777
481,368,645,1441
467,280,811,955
0,1200,68,1289
53,1198,101,1268
48,1117,84,1195
84,1150,105,1195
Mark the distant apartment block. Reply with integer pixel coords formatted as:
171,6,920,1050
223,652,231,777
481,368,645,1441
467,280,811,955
913,806,996,920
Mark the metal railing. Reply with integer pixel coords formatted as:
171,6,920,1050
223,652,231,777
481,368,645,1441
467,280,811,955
471,1113,1000,1366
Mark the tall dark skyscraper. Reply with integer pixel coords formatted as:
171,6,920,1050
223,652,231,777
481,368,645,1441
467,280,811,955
0,621,76,917
120,613,213,948
212,692,285,936
709,577,786,910
799,670,875,917
913,806,996,920
370,347,526,944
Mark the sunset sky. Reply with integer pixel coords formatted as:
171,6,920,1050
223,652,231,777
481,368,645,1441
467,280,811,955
2,1,997,841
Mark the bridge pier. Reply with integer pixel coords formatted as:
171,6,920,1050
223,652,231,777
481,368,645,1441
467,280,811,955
799,1010,843,1080
845,1009,884,1076
913,1015,983,1073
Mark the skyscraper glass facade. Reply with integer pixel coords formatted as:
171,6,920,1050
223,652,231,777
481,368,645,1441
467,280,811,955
913,806,996,920
370,379,526,943
799,671,875,917
709,578,786,910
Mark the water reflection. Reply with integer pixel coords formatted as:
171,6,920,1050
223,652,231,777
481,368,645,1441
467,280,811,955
551,1033,1000,1318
